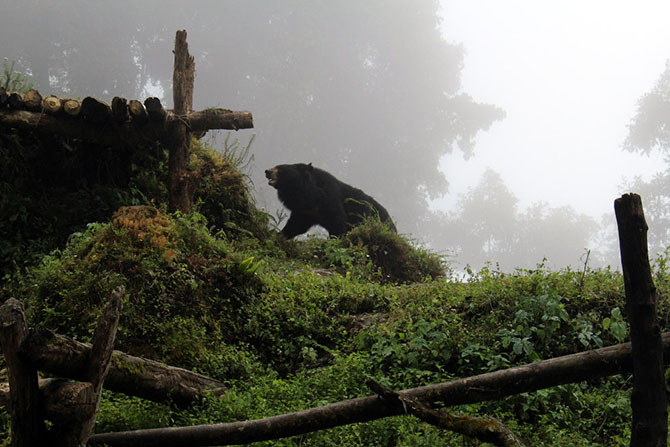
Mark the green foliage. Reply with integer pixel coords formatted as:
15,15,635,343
2,127,668,446
1,58,33,92
344,217,446,283
191,136,271,242
288,218,446,284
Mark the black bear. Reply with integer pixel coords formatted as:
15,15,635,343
265,163,396,239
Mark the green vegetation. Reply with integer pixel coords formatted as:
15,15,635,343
1,58,33,92
0,130,668,446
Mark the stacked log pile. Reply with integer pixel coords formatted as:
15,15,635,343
0,86,253,146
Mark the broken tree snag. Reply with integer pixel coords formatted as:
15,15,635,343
168,29,196,213
145,97,167,122
63,98,81,116
111,96,129,123
0,298,47,447
187,108,254,131
43,95,62,114
614,193,668,447
128,99,148,124
19,328,226,406
23,88,42,111
81,96,112,124
89,334,670,447
173,29,195,115
368,380,525,447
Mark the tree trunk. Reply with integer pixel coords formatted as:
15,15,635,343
144,97,167,122
89,333,670,447
18,328,226,406
111,97,129,123
128,99,148,124
615,193,668,447
188,108,254,131
43,95,62,114
23,89,42,111
167,29,196,213
0,299,47,446
63,98,81,116
81,96,112,124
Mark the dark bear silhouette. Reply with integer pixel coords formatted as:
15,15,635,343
265,163,396,239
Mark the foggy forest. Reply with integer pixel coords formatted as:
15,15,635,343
3,0,670,273
4,2,670,446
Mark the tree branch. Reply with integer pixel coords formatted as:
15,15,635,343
367,380,526,447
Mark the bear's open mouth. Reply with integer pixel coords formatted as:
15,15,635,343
265,168,279,188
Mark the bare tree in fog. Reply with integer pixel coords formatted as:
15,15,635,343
623,61,670,259
428,169,598,271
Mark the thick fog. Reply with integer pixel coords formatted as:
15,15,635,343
3,1,670,272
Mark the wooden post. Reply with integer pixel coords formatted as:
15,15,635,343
614,193,668,447
0,299,47,447
168,29,196,212
49,286,124,446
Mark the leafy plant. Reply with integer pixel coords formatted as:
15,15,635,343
1,58,33,92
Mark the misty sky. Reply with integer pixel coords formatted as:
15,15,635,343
436,1,670,219
3,1,670,270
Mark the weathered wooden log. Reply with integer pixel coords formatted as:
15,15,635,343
7,92,23,109
187,108,254,132
23,89,42,111
89,333,670,447
0,87,8,107
128,99,148,125
63,98,81,116
41,378,96,424
73,286,124,443
0,299,47,446
168,29,196,213
43,95,62,114
614,193,668,446
144,97,167,122
111,96,129,123
368,380,525,447
0,378,92,423
20,328,226,407
0,106,253,143
81,96,112,124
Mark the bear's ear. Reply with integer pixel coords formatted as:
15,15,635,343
307,163,313,170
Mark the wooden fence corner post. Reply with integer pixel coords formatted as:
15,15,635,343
0,298,47,447
168,29,196,213
614,193,668,447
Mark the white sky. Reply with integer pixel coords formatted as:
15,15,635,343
435,1,670,219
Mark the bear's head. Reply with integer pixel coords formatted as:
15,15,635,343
265,163,314,191
265,163,320,211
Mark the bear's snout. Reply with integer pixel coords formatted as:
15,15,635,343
265,167,279,188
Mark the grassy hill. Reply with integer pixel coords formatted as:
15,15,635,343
1,137,668,446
